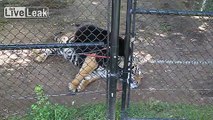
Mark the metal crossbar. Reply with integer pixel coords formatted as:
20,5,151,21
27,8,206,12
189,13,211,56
132,9,213,16
0,42,105,50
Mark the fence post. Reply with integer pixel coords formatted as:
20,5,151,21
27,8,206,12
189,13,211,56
121,0,133,119
107,0,121,119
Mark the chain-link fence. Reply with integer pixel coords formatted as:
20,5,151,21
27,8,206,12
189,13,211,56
1,0,213,119
0,0,113,119
122,0,213,119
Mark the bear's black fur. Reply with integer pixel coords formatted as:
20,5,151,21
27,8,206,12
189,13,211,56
72,25,126,68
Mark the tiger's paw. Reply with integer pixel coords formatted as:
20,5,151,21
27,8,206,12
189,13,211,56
76,79,89,92
68,83,78,93
77,83,86,92
34,53,48,63
32,49,47,63
32,49,42,55
76,78,98,92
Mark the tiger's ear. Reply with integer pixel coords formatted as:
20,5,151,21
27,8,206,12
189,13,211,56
53,32,64,41
53,32,69,43
60,36,69,43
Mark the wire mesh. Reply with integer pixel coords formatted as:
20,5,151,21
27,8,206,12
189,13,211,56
0,0,111,119
126,0,213,119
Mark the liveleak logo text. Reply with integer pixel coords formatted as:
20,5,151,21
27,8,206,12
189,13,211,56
4,7,49,18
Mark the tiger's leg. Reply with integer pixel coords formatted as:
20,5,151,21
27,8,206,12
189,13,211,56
77,77,100,92
77,67,106,92
68,56,98,92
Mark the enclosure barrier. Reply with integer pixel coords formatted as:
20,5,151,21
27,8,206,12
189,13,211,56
121,0,213,120
107,0,121,119
0,0,213,120
133,9,213,16
0,43,105,50
0,0,112,119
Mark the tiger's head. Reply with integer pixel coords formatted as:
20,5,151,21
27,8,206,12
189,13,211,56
53,32,74,43
129,52,152,89
130,62,142,89
118,56,143,89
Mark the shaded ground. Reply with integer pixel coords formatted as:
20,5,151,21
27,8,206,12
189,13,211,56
0,52,108,117
0,0,213,118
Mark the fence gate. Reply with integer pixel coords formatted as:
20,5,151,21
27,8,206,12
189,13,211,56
121,0,213,120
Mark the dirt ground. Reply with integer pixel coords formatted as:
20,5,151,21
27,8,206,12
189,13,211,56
0,0,213,118
132,0,213,104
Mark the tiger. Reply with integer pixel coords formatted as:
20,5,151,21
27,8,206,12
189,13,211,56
32,25,142,93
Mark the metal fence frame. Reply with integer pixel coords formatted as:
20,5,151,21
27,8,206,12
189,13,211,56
121,0,213,120
0,0,121,119
107,0,121,119
0,0,114,119
1,0,213,120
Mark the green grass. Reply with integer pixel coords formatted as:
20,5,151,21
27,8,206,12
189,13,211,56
127,99,213,120
194,0,213,11
7,103,107,120
7,100,213,120
204,0,213,11
5,85,213,120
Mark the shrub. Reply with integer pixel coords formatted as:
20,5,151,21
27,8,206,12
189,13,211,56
26,85,77,120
